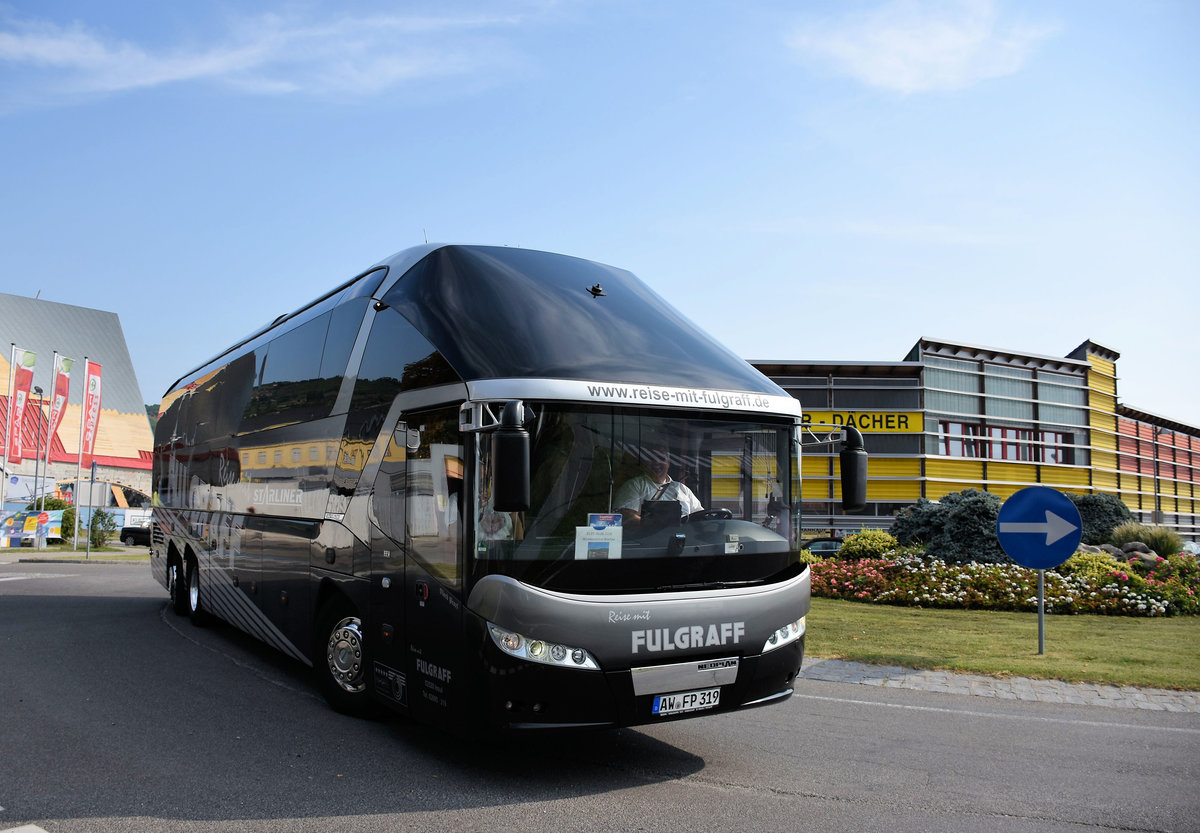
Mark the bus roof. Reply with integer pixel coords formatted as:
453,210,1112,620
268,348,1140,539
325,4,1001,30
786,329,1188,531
373,245,785,396
165,244,788,404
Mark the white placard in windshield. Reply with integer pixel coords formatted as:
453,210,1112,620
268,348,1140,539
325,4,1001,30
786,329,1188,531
576,514,623,560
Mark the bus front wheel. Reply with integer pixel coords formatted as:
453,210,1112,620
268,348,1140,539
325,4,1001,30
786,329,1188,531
314,598,377,717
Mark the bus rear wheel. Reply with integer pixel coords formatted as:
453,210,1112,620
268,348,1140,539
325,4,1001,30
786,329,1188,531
184,557,207,626
168,557,188,616
314,598,377,717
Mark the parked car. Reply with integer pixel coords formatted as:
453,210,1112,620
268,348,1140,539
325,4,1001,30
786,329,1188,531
800,537,843,555
120,525,151,547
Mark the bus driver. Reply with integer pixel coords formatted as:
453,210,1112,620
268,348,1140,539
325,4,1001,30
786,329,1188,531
614,444,703,522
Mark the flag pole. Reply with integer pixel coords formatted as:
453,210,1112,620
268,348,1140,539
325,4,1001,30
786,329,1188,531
42,351,58,515
1,343,14,513
74,356,88,550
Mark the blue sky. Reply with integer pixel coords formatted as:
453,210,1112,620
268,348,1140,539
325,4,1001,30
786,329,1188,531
2,0,1197,422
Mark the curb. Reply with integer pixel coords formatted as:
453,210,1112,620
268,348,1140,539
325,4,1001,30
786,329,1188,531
801,656,1200,713
15,557,146,565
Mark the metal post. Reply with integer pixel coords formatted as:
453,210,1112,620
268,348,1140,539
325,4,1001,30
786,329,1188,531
1037,570,1045,655
32,385,43,548
73,356,87,549
1,343,15,514
85,462,94,561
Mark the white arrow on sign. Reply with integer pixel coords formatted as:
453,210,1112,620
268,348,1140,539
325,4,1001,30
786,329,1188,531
998,510,1079,546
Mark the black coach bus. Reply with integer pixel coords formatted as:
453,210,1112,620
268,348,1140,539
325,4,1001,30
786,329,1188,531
151,244,866,732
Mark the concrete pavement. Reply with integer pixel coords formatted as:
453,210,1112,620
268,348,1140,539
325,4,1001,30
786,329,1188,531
4,549,1197,713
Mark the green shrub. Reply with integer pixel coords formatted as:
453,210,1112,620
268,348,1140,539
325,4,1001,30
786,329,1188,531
808,558,899,601
1145,554,1200,615
809,552,1196,616
889,489,1006,565
890,498,939,546
1110,522,1184,558
1066,492,1132,545
1060,551,1122,586
839,529,899,560
89,509,117,549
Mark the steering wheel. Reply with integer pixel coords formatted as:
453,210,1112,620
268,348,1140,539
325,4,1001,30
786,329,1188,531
684,508,733,523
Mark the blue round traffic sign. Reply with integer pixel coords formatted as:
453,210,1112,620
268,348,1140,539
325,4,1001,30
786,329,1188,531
996,486,1083,570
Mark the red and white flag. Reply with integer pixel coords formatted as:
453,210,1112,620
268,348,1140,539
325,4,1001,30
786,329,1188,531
47,354,74,448
7,347,36,463
80,360,102,469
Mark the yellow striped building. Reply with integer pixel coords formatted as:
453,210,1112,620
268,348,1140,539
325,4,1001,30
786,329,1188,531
754,338,1198,543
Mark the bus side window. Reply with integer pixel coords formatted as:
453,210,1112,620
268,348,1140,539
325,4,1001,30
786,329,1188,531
241,313,334,432
371,424,408,547
405,408,462,589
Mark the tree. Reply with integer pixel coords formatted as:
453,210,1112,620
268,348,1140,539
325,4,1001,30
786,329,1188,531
890,489,1007,565
1067,492,1133,545
89,509,117,549
890,497,940,547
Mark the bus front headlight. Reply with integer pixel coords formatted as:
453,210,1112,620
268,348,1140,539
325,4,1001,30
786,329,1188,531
762,616,805,654
488,623,600,670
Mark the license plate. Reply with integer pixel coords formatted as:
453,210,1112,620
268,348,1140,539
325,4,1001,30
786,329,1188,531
652,687,721,716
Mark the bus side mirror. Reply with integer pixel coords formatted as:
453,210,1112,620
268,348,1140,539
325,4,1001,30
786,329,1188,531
839,426,868,513
492,400,530,512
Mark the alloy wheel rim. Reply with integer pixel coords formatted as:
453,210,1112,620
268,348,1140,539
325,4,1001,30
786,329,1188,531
326,617,366,693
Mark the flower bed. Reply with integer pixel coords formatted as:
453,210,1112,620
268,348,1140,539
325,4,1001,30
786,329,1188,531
808,551,1200,617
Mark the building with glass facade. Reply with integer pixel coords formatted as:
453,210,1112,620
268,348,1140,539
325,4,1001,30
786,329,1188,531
754,338,1198,543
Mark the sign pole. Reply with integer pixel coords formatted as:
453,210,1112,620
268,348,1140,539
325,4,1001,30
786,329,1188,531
1037,570,1045,655
996,487,1082,659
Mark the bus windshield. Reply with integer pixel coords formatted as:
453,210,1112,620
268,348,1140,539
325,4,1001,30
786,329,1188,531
470,405,802,594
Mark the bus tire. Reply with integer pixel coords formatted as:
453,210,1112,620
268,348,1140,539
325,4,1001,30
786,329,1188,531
184,556,207,627
168,556,188,616
314,597,377,717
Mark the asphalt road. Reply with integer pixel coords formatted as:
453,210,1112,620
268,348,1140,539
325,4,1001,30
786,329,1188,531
1,562,1197,833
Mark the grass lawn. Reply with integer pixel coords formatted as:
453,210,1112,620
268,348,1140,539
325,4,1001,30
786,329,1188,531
808,597,1200,691
9,543,150,563
64,550,151,563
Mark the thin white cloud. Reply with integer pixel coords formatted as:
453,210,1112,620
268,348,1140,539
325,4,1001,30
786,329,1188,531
834,217,996,245
788,0,1057,94
750,214,996,246
0,10,525,108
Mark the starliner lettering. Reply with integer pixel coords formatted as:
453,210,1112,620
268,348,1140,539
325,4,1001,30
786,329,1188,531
251,487,303,506
631,622,746,654
416,658,452,683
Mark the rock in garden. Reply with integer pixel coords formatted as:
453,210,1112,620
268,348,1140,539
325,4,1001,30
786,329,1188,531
1127,551,1161,569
